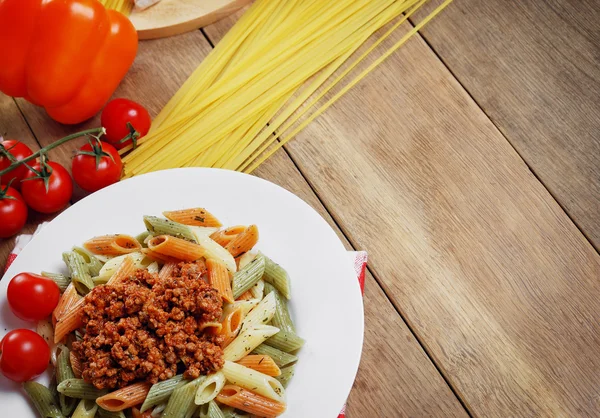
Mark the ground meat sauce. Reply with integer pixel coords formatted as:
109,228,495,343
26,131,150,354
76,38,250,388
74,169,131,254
72,261,224,390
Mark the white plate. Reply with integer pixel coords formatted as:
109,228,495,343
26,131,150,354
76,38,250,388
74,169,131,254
0,168,364,418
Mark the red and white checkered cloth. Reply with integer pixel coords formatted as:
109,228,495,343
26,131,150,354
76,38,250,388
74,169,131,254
3,227,368,417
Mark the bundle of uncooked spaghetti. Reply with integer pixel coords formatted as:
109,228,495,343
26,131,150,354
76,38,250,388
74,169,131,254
122,0,452,177
98,0,134,15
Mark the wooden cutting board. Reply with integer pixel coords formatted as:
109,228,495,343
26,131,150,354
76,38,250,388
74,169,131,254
130,0,252,40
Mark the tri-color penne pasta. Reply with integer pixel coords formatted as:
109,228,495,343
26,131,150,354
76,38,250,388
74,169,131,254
22,208,301,418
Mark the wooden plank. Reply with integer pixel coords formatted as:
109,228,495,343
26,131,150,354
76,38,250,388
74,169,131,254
416,0,600,249
0,95,52,270
205,7,600,417
253,150,468,418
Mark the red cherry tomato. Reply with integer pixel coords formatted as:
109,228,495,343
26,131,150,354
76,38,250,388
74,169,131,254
0,140,34,189
21,161,72,214
101,98,151,149
0,329,50,382
0,185,28,238
72,141,123,192
7,273,61,321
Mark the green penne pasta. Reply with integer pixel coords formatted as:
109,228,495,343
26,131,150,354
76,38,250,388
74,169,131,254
265,283,295,333
260,252,291,299
97,408,126,418
73,246,104,276
135,231,150,247
57,378,107,400
23,381,65,418
140,374,186,412
199,400,226,418
144,216,196,242
162,377,202,418
232,254,265,299
62,252,94,295
276,364,296,388
251,344,298,367
266,330,305,352
72,399,97,418
41,272,70,293
219,406,236,418
56,347,77,416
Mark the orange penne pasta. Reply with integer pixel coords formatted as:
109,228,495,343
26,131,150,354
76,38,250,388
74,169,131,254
163,208,222,227
236,290,254,301
96,382,152,411
106,256,136,286
141,248,179,264
210,226,246,247
207,259,234,303
217,385,286,417
226,225,259,257
52,283,81,326
70,351,83,378
236,355,282,377
199,321,223,334
219,306,243,348
158,262,177,280
54,298,85,343
83,234,141,256
147,235,204,261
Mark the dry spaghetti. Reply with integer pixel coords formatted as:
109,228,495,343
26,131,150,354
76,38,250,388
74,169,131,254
121,0,453,176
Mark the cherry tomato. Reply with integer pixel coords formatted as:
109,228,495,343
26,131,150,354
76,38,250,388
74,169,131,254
0,140,34,189
0,329,50,382
21,161,72,214
101,98,151,149
0,185,28,238
72,141,123,192
7,273,61,321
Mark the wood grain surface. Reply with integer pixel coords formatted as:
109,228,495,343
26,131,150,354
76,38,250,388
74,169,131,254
206,6,600,417
417,0,600,250
0,26,469,417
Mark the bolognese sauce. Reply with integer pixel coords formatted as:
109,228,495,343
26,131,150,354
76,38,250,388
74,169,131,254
72,261,224,390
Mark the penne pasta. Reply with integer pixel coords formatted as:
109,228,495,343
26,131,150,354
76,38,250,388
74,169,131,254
209,226,246,247
63,251,94,295
224,325,280,362
147,261,159,274
158,261,177,280
223,299,260,318
232,254,265,299
267,330,306,353
225,225,259,257
84,234,141,256
106,256,136,286
265,283,295,333
199,321,223,334
236,251,257,270
147,235,205,261
207,259,234,303
143,216,197,242
96,382,152,412
141,374,185,413
54,298,85,343
216,385,286,417
260,252,291,299
219,306,243,348
70,350,83,378
23,382,64,418
252,344,298,368
276,364,295,388
57,378,107,399
194,371,226,405
53,282,81,326
42,271,70,293
236,290,254,301
98,408,127,418
162,376,203,418
241,291,276,331
192,227,237,273
163,208,222,227
135,231,150,247
236,355,281,377
250,279,264,300
198,400,226,418
72,399,98,418
73,246,104,276
142,248,179,264
221,361,285,402
97,251,146,279
56,347,78,416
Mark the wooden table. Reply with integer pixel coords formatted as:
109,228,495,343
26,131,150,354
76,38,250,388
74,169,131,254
2,1,600,416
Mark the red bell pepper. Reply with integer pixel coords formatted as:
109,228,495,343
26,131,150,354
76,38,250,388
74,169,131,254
0,0,138,124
